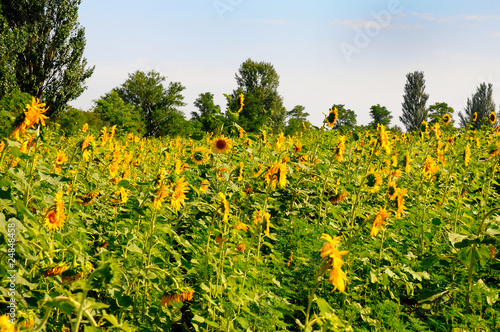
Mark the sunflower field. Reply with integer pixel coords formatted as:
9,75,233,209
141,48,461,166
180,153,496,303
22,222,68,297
1,100,500,332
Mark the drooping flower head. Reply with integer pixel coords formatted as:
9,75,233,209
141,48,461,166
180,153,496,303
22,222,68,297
238,93,245,113
370,207,390,237
218,192,229,222
326,107,338,128
366,170,382,193
320,234,349,292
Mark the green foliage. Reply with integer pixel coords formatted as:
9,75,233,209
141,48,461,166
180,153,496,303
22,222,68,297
428,102,455,127
228,59,286,133
332,104,357,129
285,105,310,136
115,70,189,137
51,106,101,136
191,92,223,134
400,71,429,132
0,5,27,96
0,0,94,117
93,90,145,136
458,83,496,129
369,104,393,129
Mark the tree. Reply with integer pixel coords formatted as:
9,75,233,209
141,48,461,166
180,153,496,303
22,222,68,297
400,71,429,132
0,0,94,117
458,83,496,129
115,70,187,137
285,105,310,135
93,90,145,136
51,105,101,136
228,59,286,133
0,5,27,96
428,102,455,127
332,104,357,129
369,104,392,129
192,92,222,133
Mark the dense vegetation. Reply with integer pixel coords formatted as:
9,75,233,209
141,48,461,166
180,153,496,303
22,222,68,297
1,99,500,331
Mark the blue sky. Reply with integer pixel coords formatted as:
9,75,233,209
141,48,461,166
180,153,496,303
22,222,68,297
71,0,500,128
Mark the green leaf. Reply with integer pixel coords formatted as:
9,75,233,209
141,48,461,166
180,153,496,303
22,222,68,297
316,297,333,315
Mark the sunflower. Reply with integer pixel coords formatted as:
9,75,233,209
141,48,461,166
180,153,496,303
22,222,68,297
191,147,208,165
370,207,390,237
43,264,68,277
236,243,246,252
326,107,338,128
442,113,451,125
489,111,497,124
334,135,346,161
320,234,349,292
171,177,189,212
464,144,471,167
265,160,288,188
233,223,249,232
238,93,245,113
253,210,271,235
387,179,399,200
403,151,412,172
211,136,232,154
218,192,229,222
161,288,194,307
472,112,478,122
420,120,429,134
395,188,407,217
378,124,391,154
44,191,66,231
199,179,210,193
365,170,382,193
423,155,438,178
0,314,15,332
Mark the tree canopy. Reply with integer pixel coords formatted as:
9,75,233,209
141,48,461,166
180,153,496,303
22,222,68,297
0,0,94,117
191,92,222,134
228,59,286,133
400,71,429,132
428,102,455,127
458,83,496,129
285,105,310,135
115,70,188,137
369,104,392,129
332,104,357,129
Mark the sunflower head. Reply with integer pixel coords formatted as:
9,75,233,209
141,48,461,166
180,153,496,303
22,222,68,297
326,107,338,128
211,136,232,154
442,113,451,125
191,147,208,165
366,171,382,193
489,111,497,124
472,112,478,122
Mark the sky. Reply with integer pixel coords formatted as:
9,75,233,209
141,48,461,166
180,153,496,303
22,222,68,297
70,0,500,128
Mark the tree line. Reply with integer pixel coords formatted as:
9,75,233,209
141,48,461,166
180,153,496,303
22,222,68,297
1,1,499,138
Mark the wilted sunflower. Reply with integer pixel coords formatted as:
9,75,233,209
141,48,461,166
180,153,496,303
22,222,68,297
43,264,68,277
211,136,232,154
44,191,66,231
191,147,208,165
326,107,338,128
489,111,497,124
442,113,451,125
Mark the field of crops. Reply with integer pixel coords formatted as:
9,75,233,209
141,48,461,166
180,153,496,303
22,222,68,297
1,101,500,331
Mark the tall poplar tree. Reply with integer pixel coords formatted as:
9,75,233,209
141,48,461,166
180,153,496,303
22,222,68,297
0,0,94,117
400,71,429,132
458,83,496,129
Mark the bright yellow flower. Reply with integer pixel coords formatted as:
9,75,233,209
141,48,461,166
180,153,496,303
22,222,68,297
218,192,229,222
378,124,391,154
365,170,382,193
464,144,471,167
82,123,89,133
442,113,451,125
334,135,346,161
44,191,66,231
238,93,245,113
265,160,288,188
472,112,478,122
395,188,407,217
423,155,438,179
489,111,497,124
320,234,348,292
211,136,232,154
233,223,249,232
0,314,16,332
171,177,189,212
370,207,390,237
191,147,209,165
199,179,210,193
